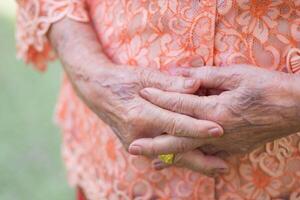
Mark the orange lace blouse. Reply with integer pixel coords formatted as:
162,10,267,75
16,0,300,199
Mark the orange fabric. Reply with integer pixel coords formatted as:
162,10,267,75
16,0,89,70
16,0,300,199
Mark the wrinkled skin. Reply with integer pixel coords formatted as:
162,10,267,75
49,18,228,175
130,65,300,169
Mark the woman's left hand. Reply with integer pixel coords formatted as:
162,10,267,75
129,65,300,170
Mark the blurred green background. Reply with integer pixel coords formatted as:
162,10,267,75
0,2,73,200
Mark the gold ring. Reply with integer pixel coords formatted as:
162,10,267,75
158,154,175,164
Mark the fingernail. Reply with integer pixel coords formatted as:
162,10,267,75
209,127,223,137
184,79,196,88
128,145,142,155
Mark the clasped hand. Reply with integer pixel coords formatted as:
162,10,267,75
50,19,227,176
51,19,300,177
129,65,300,175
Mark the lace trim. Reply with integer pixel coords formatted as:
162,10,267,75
16,0,89,71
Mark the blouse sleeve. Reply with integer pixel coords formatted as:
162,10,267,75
16,0,89,71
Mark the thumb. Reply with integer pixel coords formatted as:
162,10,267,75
171,66,241,90
139,69,200,93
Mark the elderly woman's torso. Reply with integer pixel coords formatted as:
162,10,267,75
56,1,300,199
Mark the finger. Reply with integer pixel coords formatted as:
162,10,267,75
171,66,241,90
139,69,201,93
129,135,201,156
128,98,223,144
148,101,224,138
178,151,229,174
140,87,223,119
154,151,229,175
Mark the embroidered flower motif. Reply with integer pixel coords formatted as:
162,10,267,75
17,0,300,198
236,0,283,43
239,164,282,200
279,0,300,19
219,193,244,200
249,137,293,177
118,35,149,67
217,0,233,15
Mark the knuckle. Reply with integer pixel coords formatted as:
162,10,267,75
124,105,149,140
149,141,158,156
235,88,263,111
210,104,228,123
172,119,186,136
176,140,187,153
125,104,144,124
164,77,175,89
125,111,138,126
176,97,185,112
193,97,210,119
166,117,178,135
168,97,184,112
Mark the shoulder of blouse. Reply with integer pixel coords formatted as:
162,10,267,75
16,0,89,71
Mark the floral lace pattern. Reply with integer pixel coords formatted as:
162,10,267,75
16,0,89,71
17,0,300,199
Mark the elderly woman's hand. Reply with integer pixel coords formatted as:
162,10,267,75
67,64,226,148
48,18,228,175
129,65,300,166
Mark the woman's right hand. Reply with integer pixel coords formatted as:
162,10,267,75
49,18,228,174
70,63,227,148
